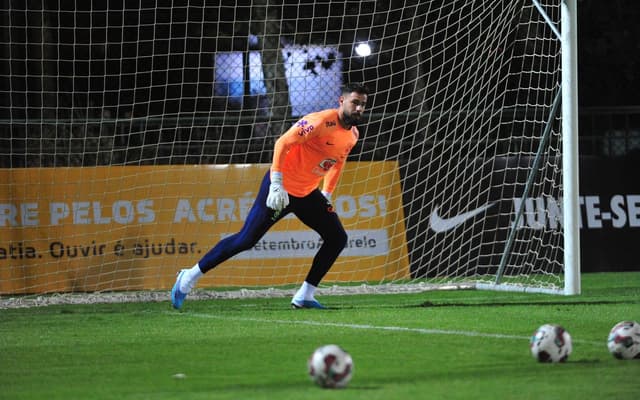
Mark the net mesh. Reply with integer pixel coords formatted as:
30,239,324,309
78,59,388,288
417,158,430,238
0,0,569,305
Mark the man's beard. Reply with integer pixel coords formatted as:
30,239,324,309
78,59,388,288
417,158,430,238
343,111,362,127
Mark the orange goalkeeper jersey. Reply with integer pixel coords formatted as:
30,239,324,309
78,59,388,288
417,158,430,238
271,108,359,197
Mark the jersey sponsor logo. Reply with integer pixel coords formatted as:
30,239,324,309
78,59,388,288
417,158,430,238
429,203,495,233
295,119,314,136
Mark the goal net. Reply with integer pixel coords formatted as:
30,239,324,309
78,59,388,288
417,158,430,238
1,0,580,304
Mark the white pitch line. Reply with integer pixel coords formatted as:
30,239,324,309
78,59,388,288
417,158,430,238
166,312,604,346
167,311,530,341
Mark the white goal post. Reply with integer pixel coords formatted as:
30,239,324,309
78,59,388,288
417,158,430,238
0,0,580,304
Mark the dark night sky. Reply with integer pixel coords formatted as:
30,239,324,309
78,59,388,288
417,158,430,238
577,1,640,107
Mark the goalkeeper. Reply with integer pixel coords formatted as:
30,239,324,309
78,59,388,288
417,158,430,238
171,83,369,309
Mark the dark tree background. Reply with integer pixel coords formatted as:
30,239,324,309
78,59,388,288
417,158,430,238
0,0,638,167
577,0,640,107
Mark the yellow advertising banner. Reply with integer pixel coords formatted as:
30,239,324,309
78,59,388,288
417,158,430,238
0,162,409,294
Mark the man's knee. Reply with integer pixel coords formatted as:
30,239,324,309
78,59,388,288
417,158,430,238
333,228,348,250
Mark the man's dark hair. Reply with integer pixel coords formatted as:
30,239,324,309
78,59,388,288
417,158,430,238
341,82,369,96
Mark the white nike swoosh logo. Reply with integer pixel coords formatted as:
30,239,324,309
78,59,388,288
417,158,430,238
429,203,494,233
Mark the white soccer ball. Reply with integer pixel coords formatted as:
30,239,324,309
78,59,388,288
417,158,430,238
308,344,354,388
530,324,572,363
607,320,640,360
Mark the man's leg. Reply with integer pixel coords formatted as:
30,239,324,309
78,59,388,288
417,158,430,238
291,190,348,309
172,172,285,309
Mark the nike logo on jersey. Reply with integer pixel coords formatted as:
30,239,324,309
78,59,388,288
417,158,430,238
429,203,494,233
326,141,335,145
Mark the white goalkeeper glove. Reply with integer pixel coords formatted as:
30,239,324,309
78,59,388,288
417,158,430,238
266,171,289,211
321,190,332,203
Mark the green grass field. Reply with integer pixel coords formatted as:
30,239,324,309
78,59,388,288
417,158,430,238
1,272,639,400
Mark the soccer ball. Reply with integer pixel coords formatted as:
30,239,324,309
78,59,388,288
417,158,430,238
607,321,640,360
530,324,572,363
308,344,354,388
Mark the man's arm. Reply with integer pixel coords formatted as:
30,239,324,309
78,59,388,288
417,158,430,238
266,121,309,211
271,122,308,174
